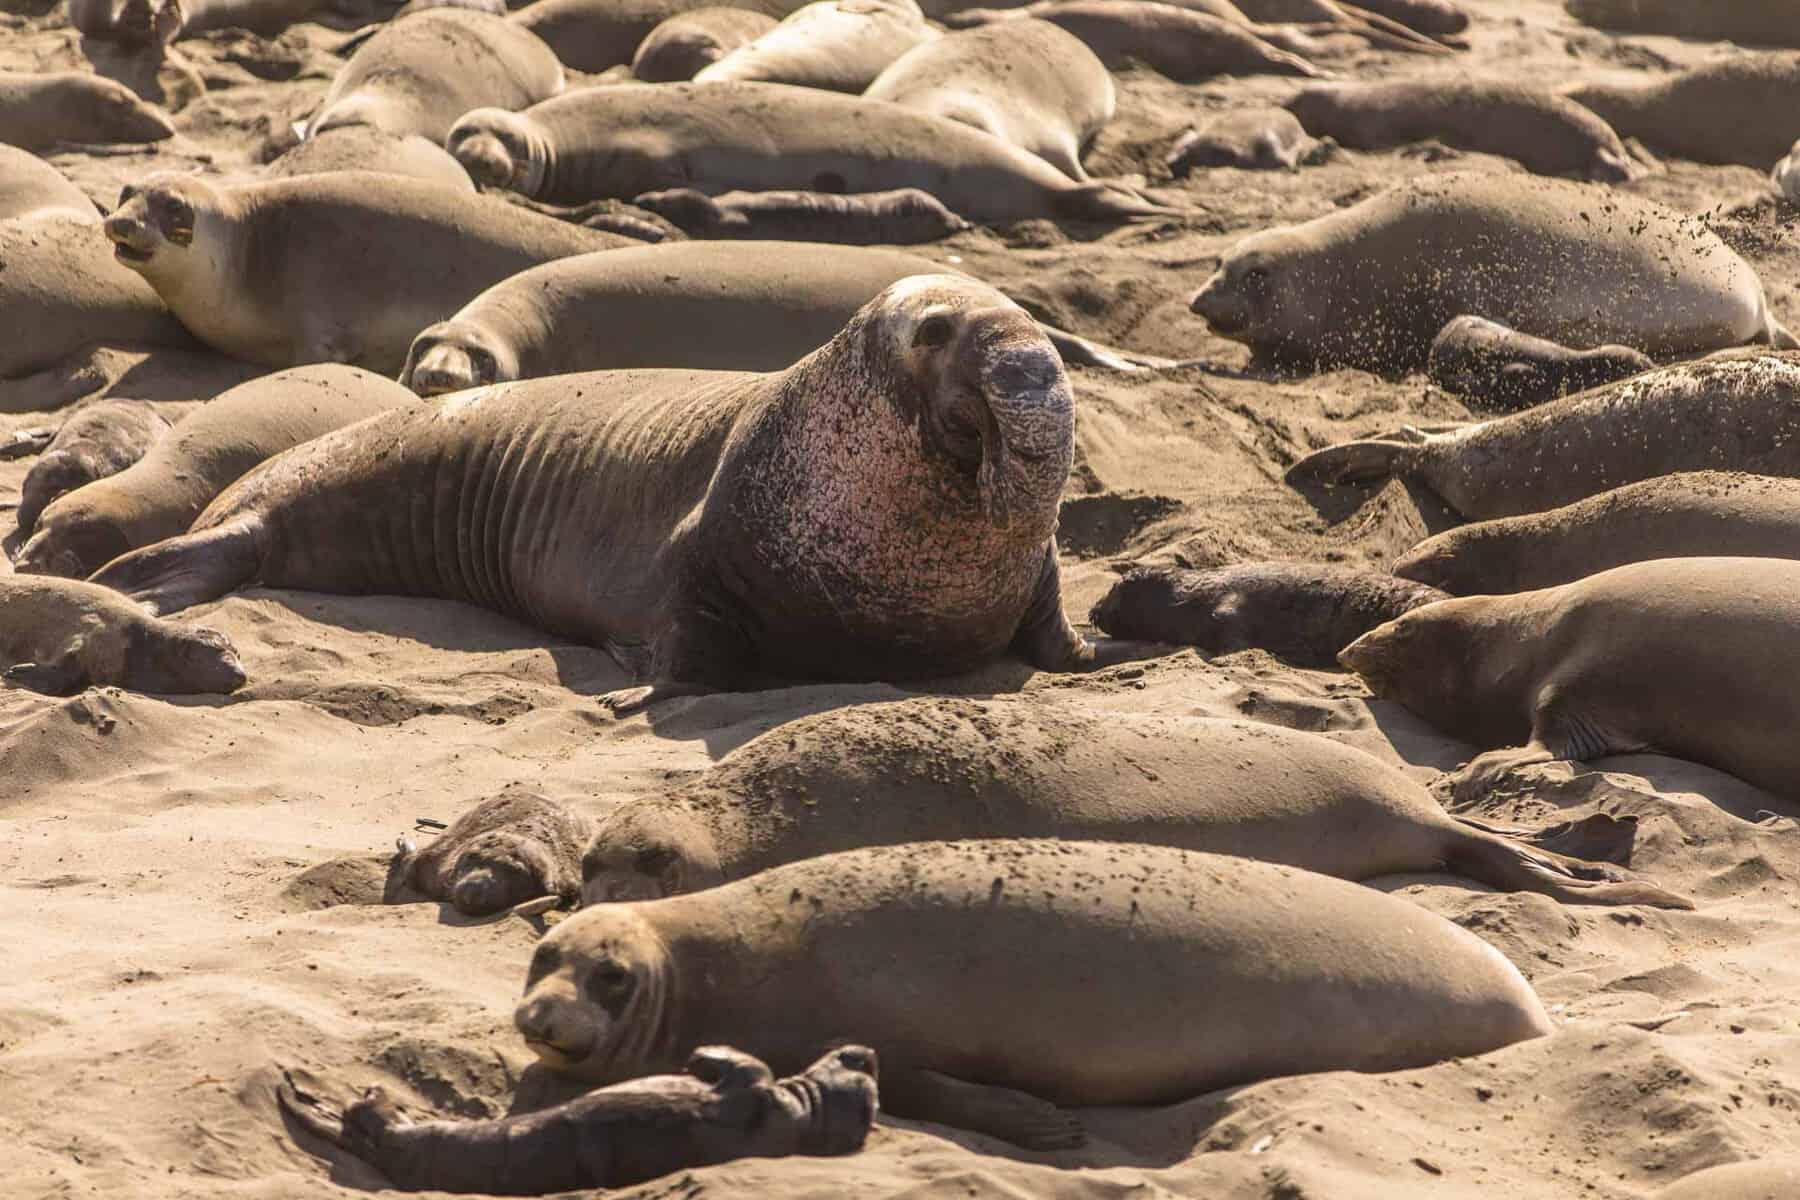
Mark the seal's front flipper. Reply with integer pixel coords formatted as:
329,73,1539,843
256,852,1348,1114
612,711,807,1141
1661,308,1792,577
1284,437,1420,488
885,1068,1085,1151
1449,743,1557,807
3,659,84,696
0,427,56,460
88,515,266,616
1036,324,1176,372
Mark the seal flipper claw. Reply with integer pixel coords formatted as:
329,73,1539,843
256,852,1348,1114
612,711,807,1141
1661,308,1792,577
1050,182,1181,224
887,1068,1086,1150
1443,822,1692,910
88,516,265,616
276,1074,349,1148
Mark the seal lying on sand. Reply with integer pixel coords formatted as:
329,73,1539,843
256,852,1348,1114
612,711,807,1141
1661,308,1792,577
1565,54,1800,168
0,575,243,695
0,147,96,222
694,0,937,92
1341,557,1800,799
279,1046,878,1193
635,186,971,242
16,364,417,580
101,171,631,373
1566,0,1800,49
1166,107,1326,173
16,401,171,536
445,83,1175,224
386,791,591,916
1393,472,1800,596
1191,173,1795,371
0,71,174,150
522,839,1553,1149
92,279,1132,712
632,7,778,80
1652,1159,1800,1199
581,698,1685,908
263,127,474,191
1427,316,1653,411
1287,355,1800,520
1776,139,1800,205
509,0,807,73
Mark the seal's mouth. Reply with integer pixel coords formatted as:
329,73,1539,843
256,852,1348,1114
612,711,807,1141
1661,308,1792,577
1190,278,1248,335
452,132,518,191
407,341,488,396
105,216,157,264
523,1038,579,1070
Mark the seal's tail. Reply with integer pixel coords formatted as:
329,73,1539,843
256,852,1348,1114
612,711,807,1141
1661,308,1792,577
89,515,265,616
1767,317,1800,351
1052,183,1182,224
1447,814,1694,910
1284,436,1421,488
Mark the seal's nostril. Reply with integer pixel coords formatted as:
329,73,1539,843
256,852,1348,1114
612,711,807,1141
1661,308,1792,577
985,348,1059,397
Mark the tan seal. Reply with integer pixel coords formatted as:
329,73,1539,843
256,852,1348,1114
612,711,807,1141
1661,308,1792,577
1567,0,1800,49
1166,106,1326,173
509,0,807,72
0,146,97,222
1566,53,1800,168
694,0,936,92
264,126,474,191
0,574,243,695
1653,1160,1800,1200
0,71,173,150
631,7,779,80
14,400,171,537
1426,315,1653,411
386,790,591,916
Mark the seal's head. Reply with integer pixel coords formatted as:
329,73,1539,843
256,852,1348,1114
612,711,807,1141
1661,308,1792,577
1188,231,1292,347
70,76,175,143
767,1045,881,1153
400,320,516,397
446,830,565,916
514,904,672,1082
446,109,546,196
104,175,213,280
14,496,136,582
1339,598,1529,746
581,801,723,905
127,622,247,695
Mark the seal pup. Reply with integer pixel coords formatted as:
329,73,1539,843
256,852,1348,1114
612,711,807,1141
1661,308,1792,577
1284,81,1637,181
632,7,779,80
1776,139,1800,205
1427,316,1653,411
15,401,171,536
101,171,633,373
694,0,937,92
951,2,1323,82
0,71,174,150
1567,0,1800,48
1286,355,1800,521
581,699,1686,909
521,839,1553,1149
445,83,1175,224
1166,107,1326,173
864,20,1113,181
1393,472,1800,596
0,575,243,695
1341,557,1800,799
92,279,1133,712
263,127,474,191
305,9,565,146
1192,173,1796,372
1566,54,1800,169
0,147,97,222
385,790,591,916
1653,1160,1800,1199
510,0,809,73
280,1046,878,1193
635,186,971,242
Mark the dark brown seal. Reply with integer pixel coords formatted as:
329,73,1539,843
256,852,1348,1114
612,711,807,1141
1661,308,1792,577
15,400,171,536
0,575,243,695
1427,315,1654,412
385,790,591,916
1565,53,1800,168
635,186,971,243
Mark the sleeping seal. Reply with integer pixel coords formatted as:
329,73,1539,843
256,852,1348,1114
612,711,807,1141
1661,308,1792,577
581,698,1686,909
0,71,174,150
0,575,243,695
1192,172,1796,371
522,839,1553,1148
385,791,591,916
91,278,1131,712
1166,107,1326,173
694,0,937,92
509,0,808,72
1341,557,1800,799
264,127,474,191
632,7,779,80
15,400,171,536
1567,0,1800,49
1427,315,1653,411
0,147,97,222
279,1046,877,1193
634,186,971,242
1565,54,1800,168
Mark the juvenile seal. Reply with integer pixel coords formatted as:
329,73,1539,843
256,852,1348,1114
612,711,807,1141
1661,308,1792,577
581,698,1684,908
510,0,807,72
306,9,564,145
0,147,97,222
1287,355,1800,520
1088,561,1445,667
1166,107,1326,173
632,7,779,80
1192,173,1796,371
92,279,1129,711
16,364,417,580
263,127,474,191
101,171,632,373
521,839,1553,1149
0,71,174,150
1653,1160,1800,1200
1566,54,1800,168
15,400,171,536
635,186,971,242
1342,557,1800,799
694,0,936,92
1567,0,1800,48
1427,315,1653,411
864,20,1113,181
279,1046,878,1193
1284,81,1636,181
0,574,243,695
1393,472,1800,596
445,83,1175,224
385,790,591,916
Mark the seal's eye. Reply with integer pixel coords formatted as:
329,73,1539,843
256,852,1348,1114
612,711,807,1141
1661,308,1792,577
835,1047,875,1074
586,960,637,1010
913,315,954,350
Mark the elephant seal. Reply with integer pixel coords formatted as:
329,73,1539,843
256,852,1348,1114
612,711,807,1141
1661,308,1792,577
694,0,936,92
1427,316,1653,411
632,7,779,80
1567,0,1800,48
1776,139,1800,204
1192,173,1796,372
279,1045,878,1193
1340,557,1800,799
264,127,474,191
510,0,807,72
0,72,174,151
399,241,1162,396
1393,472,1800,596
864,20,1113,181
386,791,591,916
445,83,1175,224
92,278,1127,711
520,839,1553,1149
581,698,1685,909
0,147,97,222
1287,355,1800,520
15,400,171,536
1284,81,1637,181
1167,107,1326,173
1088,561,1445,667
1566,54,1800,168
1653,1160,1800,1200
1352,0,1465,34
635,186,971,242
16,364,417,580
0,575,243,695
953,2,1322,82
101,171,632,373
306,9,564,145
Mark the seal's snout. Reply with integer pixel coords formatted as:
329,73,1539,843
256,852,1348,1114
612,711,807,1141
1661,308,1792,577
985,345,1060,401
1337,625,1392,689
451,131,515,190
513,992,597,1069
1190,273,1247,335
104,211,156,265
407,340,490,396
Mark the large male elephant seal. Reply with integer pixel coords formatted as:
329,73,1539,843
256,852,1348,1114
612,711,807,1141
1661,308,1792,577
386,790,591,916
1284,81,1637,181
445,83,1175,224
1566,0,1800,49
263,127,474,191
864,20,1113,181
1287,355,1800,520
1340,557,1800,799
510,0,807,72
694,0,937,92
1653,1160,1800,1199
1393,472,1800,596
0,575,244,695
16,364,418,580
280,1046,878,1193
0,147,96,222
306,9,564,145
520,839,1553,1149
15,400,171,536
100,171,632,373
632,7,779,80
581,698,1685,908
0,71,174,150
1565,54,1800,168
1192,173,1796,371
92,279,1130,711
1426,315,1653,411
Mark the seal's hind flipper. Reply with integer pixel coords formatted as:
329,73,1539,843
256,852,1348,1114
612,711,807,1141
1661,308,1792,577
1052,183,1182,224
1767,317,1799,351
276,1072,348,1149
885,1067,1086,1150
1284,437,1421,488
1444,822,1693,910
88,515,265,616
